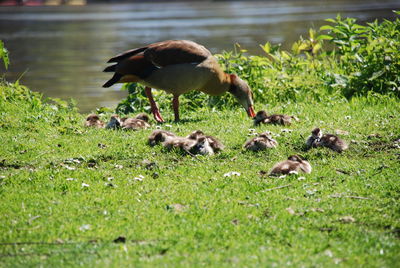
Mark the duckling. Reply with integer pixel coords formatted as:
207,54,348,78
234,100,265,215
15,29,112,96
189,136,214,155
305,127,322,149
162,137,197,154
135,113,150,122
121,117,150,130
85,114,105,128
244,132,278,151
269,155,312,175
317,129,348,153
186,130,225,152
105,114,122,129
254,110,298,126
148,130,177,146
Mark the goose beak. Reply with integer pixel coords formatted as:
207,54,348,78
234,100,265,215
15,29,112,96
247,105,256,118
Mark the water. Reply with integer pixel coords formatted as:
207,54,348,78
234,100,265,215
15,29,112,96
1,0,399,112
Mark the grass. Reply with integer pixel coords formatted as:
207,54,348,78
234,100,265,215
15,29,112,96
0,82,399,267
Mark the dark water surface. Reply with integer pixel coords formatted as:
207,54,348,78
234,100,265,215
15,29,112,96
1,0,399,112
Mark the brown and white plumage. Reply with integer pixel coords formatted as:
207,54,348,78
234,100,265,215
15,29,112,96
106,113,150,130
305,127,322,148
106,114,122,129
162,137,198,154
121,118,150,130
148,130,177,146
306,128,348,152
85,114,105,128
244,132,278,151
186,130,225,152
103,40,255,122
254,110,298,126
269,155,312,175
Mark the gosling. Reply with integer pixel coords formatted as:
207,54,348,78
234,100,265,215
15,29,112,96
307,128,348,153
254,110,298,126
105,114,122,129
244,132,278,151
189,136,214,155
85,114,105,128
121,117,150,130
162,137,197,154
269,155,312,175
186,130,225,152
148,130,177,146
305,127,322,148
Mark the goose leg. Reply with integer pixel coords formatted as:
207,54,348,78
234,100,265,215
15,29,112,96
172,95,180,122
145,87,164,123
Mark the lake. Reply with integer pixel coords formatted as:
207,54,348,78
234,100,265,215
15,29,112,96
1,0,399,112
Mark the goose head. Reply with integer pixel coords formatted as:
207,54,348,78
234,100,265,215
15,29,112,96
228,74,255,118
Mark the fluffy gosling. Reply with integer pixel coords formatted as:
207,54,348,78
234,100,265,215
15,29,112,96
105,114,122,129
148,130,177,146
244,132,278,151
186,130,225,152
305,127,322,148
85,114,105,128
269,155,312,175
254,110,298,126
306,128,348,153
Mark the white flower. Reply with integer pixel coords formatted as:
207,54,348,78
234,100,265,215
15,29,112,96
81,183,90,188
79,224,91,231
224,171,241,177
107,177,114,181
134,175,144,181
115,165,123,169
64,165,76,170
66,178,76,181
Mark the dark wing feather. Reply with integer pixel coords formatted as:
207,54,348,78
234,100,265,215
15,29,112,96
107,47,148,63
144,40,212,67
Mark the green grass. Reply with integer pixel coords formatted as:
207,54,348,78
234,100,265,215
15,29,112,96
0,83,399,267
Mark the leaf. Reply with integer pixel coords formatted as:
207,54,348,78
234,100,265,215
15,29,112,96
320,25,334,31
368,70,385,81
316,35,333,40
325,18,336,23
259,42,271,54
312,43,322,54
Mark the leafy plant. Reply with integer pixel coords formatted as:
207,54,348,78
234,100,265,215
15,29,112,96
0,40,10,70
321,13,400,97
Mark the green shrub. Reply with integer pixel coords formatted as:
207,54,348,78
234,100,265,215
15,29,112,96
321,13,400,97
0,40,9,70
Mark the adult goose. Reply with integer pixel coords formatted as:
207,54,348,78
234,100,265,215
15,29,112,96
103,40,256,122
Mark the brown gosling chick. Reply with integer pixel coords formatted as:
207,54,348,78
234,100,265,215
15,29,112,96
189,136,214,155
135,113,150,122
186,130,225,152
244,132,278,151
316,129,348,153
305,127,322,149
162,137,197,154
254,110,298,126
106,114,122,129
148,130,177,146
269,155,312,175
85,114,105,128
121,117,150,130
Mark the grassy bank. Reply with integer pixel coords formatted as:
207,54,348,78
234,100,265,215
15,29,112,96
0,81,399,267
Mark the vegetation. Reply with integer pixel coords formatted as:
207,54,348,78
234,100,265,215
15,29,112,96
1,80,400,267
1,13,400,267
